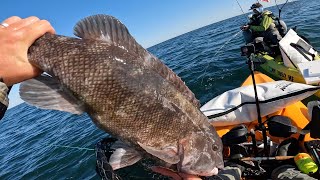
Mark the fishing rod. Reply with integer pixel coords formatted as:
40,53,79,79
214,0,248,56
212,0,248,55
235,0,255,22
200,0,247,85
225,155,295,161
241,156,294,161
275,0,289,20
235,0,247,18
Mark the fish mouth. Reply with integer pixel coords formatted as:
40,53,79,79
218,162,224,169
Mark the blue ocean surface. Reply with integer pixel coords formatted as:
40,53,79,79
0,0,319,179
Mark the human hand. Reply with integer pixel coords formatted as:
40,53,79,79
240,25,250,31
151,166,202,180
0,16,55,86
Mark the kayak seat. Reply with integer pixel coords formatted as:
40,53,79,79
266,115,298,138
222,125,248,146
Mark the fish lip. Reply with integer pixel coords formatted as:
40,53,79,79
218,164,224,169
217,159,225,169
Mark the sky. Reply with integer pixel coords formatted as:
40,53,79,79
1,0,284,108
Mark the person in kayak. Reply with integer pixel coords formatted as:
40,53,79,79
0,16,55,119
241,2,284,46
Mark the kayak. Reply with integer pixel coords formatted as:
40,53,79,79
255,54,320,99
207,72,320,179
213,71,315,143
94,72,320,179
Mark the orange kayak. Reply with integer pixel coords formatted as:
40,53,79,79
214,71,314,143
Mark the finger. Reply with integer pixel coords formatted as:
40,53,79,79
22,19,55,46
179,173,202,180
151,166,182,180
8,16,40,31
1,16,22,25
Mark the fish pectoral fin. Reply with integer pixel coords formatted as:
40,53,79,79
109,140,142,170
19,74,85,114
138,142,180,164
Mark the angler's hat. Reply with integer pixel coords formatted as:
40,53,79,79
249,2,263,10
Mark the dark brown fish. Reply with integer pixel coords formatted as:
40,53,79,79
20,14,223,176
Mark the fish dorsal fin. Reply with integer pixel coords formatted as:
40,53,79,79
74,14,200,107
19,74,85,114
74,14,141,53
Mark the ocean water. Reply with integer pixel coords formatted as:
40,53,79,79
0,0,319,179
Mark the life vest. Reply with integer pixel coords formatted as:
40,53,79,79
248,13,263,26
267,11,287,37
248,11,287,36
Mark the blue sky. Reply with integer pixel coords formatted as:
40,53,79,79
1,0,281,108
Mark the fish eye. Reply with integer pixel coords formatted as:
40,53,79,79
212,144,219,151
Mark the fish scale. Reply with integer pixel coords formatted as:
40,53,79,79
31,37,191,142
21,14,223,176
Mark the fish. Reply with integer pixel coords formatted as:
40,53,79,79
20,14,224,176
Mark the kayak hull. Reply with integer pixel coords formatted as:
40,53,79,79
215,72,314,143
256,54,320,98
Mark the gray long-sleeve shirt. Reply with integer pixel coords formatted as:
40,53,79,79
0,82,9,113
